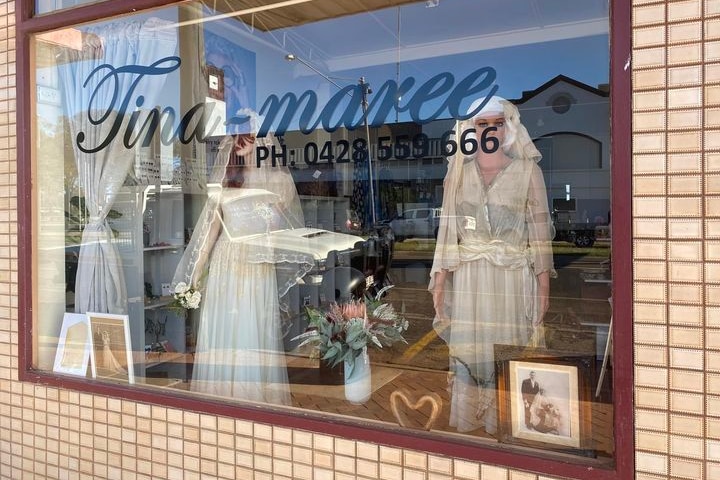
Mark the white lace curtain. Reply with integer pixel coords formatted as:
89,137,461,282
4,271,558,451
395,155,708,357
58,18,177,314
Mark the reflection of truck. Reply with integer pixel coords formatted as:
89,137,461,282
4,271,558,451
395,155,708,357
387,207,441,241
551,199,607,248
553,221,598,248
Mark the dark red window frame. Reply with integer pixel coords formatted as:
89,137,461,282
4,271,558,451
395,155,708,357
15,1,634,478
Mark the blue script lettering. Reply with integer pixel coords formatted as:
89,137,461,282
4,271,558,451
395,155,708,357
76,56,498,151
255,66,497,137
77,56,183,153
77,56,225,153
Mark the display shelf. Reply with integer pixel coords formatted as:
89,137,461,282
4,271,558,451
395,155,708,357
144,296,174,310
143,244,184,252
114,184,189,381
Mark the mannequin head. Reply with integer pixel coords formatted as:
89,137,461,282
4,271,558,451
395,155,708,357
233,132,256,157
466,95,518,154
221,134,256,188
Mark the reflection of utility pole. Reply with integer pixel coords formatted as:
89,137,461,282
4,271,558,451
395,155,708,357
285,53,377,229
359,76,377,227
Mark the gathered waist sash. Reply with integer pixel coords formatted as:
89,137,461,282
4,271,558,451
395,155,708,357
459,240,532,269
458,240,536,321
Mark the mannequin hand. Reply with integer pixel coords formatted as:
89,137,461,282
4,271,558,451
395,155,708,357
534,272,550,326
432,287,445,318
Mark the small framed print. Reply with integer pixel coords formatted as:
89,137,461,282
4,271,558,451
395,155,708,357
87,312,135,384
495,345,594,453
53,313,92,377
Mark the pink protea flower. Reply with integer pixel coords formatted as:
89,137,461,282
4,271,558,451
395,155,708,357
340,300,366,320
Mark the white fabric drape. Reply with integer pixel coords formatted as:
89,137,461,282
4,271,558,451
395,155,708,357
58,18,177,314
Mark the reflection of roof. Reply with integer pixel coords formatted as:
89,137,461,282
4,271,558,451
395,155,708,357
515,74,610,104
224,0,419,32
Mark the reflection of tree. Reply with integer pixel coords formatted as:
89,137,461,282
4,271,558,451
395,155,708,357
65,196,122,239
379,180,404,220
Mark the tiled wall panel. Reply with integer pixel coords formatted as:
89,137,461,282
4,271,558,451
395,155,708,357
631,0,720,478
0,0,718,478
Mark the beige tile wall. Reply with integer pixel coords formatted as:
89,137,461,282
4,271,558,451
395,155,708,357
2,0,719,478
633,0,720,479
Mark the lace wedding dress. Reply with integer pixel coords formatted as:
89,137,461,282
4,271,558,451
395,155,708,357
430,97,555,434
188,189,312,404
174,133,311,405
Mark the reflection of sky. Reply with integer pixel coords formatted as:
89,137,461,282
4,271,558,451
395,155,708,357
252,33,608,133
37,2,609,134
329,35,609,123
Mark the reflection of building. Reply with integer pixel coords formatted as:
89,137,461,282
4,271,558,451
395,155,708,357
516,75,611,226
282,76,610,230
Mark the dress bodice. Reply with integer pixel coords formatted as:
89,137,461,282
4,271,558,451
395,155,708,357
456,160,532,249
219,189,290,238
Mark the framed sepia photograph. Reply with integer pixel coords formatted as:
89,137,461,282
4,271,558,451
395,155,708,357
53,313,92,377
87,312,135,384
495,345,593,453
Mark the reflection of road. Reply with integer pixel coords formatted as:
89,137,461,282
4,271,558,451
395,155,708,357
379,243,612,369
393,246,610,269
371,281,447,371
392,248,435,264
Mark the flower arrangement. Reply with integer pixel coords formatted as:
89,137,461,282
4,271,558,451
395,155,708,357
292,297,409,375
170,282,202,311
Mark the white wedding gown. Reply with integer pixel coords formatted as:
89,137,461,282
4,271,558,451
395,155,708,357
436,159,555,433
188,188,311,404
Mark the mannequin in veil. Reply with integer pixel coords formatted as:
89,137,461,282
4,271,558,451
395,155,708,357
429,96,555,434
173,109,312,404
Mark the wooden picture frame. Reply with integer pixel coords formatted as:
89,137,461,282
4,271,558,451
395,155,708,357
87,312,135,384
495,345,594,454
52,313,92,377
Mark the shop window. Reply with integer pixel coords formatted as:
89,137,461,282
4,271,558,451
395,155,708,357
22,0,629,476
35,0,103,15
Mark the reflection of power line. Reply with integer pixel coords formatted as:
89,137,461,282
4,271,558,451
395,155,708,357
284,53,348,92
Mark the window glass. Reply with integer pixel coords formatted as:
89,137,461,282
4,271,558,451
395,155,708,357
35,0,102,15
32,0,612,464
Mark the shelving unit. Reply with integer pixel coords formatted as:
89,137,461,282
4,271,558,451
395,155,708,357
112,184,190,382
300,195,352,233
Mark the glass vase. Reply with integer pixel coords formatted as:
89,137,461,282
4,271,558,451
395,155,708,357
344,350,371,404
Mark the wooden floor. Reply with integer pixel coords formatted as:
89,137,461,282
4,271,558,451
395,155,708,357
284,356,614,460
142,254,615,464
147,351,614,464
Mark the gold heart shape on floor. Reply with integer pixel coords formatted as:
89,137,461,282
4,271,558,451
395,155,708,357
390,388,442,431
